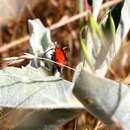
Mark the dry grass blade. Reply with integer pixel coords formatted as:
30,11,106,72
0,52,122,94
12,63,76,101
0,35,29,53
1,53,75,71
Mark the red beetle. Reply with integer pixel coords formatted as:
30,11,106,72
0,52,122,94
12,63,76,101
43,44,67,74
52,47,67,73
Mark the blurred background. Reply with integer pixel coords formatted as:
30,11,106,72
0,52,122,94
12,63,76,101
0,0,130,130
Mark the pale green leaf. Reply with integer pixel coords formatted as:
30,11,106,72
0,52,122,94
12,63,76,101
88,15,103,39
73,63,130,130
0,66,84,130
80,27,94,70
92,0,103,20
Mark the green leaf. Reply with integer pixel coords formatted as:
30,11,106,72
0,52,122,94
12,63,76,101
88,15,104,40
88,15,105,46
84,14,115,76
109,13,116,39
102,13,116,43
80,27,94,70
80,40,93,69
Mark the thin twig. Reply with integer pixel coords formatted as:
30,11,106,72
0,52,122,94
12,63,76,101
1,53,75,71
73,118,78,130
0,35,29,53
101,0,122,9
49,11,89,30
38,57,75,71
0,0,122,53
49,0,122,30
93,121,102,130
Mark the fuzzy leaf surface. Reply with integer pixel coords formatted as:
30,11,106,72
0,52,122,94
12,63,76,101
0,65,84,130
73,63,130,130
